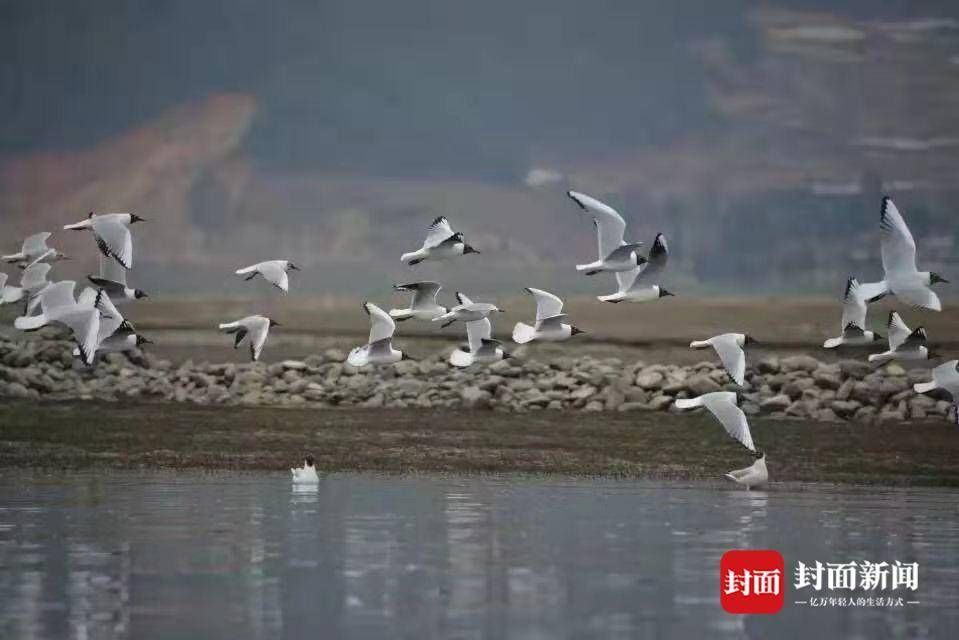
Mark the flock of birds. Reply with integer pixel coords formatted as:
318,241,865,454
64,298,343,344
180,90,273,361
1,193,955,489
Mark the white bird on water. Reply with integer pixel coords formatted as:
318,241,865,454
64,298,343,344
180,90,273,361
291,454,320,484
567,191,645,275
347,302,409,366
401,216,479,266
868,312,936,364
218,315,278,362
450,317,508,367
13,281,103,365
674,391,756,452
725,452,768,490
859,197,948,311
389,281,447,321
64,212,145,269
2,232,69,268
512,287,585,344
689,333,756,386
823,277,883,349
235,260,300,293
598,233,674,303
88,254,148,301
432,292,504,328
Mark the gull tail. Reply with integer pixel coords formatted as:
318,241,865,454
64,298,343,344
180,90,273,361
914,381,938,394
597,293,624,303
2,253,24,263
689,340,711,349
1,287,23,304
674,397,704,410
15,314,48,331
724,473,739,483
576,262,601,273
868,352,893,364
512,322,536,344
823,336,843,349
218,322,239,332
401,250,424,265
346,346,370,368
449,348,474,368
389,308,413,321
235,265,258,275
63,220,93,231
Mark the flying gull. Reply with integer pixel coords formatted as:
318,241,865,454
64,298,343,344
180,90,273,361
689,333,756,386
401,217,478,266
347,302,409,366
512,287,585,343
88,254,148,301
432,292,504,328
450,317,508,367
235,260,300,293
598,233,674,303
823,277,883,349
389,281,447,321
13,280,103,365
2,232,69,268
64,212,145,269
218,315,278,362
868,311,936,364
674,391,756,452
567,191,645,275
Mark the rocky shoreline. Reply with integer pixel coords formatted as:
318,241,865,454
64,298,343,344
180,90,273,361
0,336,952,424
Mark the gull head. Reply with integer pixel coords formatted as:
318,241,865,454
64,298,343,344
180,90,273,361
754,449,765,460
134,289,149,299
930,272,949,285
130,213,146,224
872,332,885,342
401,352,416,361
493,306,505,313
305,454,315,467
288,262,301,271
927,350,942,360
571,326,586,336
635,255,648,266
463,244,480,255
658,288,675,298
743,334,759,346
135,334,153,347
269,318,281,328
53,250,70,262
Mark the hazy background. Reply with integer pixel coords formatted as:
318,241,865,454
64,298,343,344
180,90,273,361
2,0,958,297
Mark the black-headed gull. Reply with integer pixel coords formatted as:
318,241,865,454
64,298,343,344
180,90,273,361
598,233,674,303
235,260,300,293
868,312,936,364
390,281,447,321
859,197,948,311
823,277,882,348
88,254,148,301
0,272,21,305
567,191,645,275
725,452,768,490
450,317,508,367
432,292,504,328
291,454,320,483
2,232,69,268
512,287,585,343
914,360,959,399
347,302,409,366
71,292,151,359
64,212,145,269
218,315,278,362
689,333,756,386
674,391,756,452
401,217,478,266
13,280,103,365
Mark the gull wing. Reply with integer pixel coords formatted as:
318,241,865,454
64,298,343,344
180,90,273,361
94,291,125,341
92,218,134,269
712,335,746,386
367,337,394,358
423,216,456,249
525,287,564,322
628,233,669,290
20,262,51,289
567,191,627,260
455,292,474,305
364,302,396,343
879,197,918,278
536,314,569,331
22,232,52,255
895,286,942,312
247,316,271,362
39,281,78,313
57,307,101,365
840,277,867,331
396,281,442,309
465,317,492,353
900,327,928,350
932,360,959,389
97,252,128,286
703,392,755,452
258,261,289,292
0,273,7,290
887,312,911,350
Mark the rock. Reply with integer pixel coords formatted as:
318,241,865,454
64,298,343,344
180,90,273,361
782,378,815,399
584,400,604,412
878,409,906,424
831,400,861,417
623,387,649,404
851,382,880,405
780,355,819,373
4,381,32,398
647,395,674,411
685,375,721,396
760,394,791,412
836,379,855,401
838,360,872,379
281,360,308,371
816,409,840,422
603,387,625,411
635,371,665,390
756,357,780,374
884,362,907,377
617,402,647,412
813,371,841,390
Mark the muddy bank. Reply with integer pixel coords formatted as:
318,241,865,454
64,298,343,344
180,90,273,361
1,401,958,486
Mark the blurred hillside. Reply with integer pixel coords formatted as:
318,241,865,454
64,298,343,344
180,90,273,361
1,3,957,296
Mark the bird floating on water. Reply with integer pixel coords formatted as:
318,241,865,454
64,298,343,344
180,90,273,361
389,281,447,321
823,277,882,349
567,191,645,275
218,315,278,362
512,287,584,343
598,233,673,303
401,216,478,266
291,454,320,484
235,260,300,293
859,197,948,311
725,451,768,490
689,333,756,386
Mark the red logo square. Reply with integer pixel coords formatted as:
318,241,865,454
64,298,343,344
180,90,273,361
720,550,785,614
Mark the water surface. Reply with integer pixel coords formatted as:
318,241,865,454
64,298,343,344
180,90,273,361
1,472,957,639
